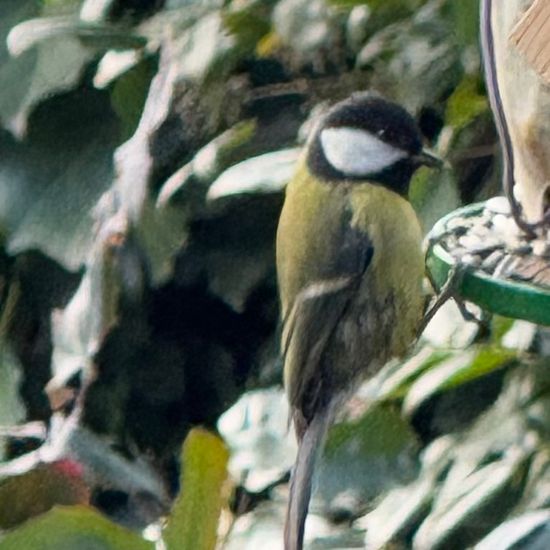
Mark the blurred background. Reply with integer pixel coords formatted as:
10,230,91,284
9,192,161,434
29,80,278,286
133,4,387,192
1,0,549,548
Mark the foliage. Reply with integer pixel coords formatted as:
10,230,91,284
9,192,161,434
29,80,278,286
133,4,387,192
0,429,229,549
164,429,230,550
0,506,153,550
1,0,546,548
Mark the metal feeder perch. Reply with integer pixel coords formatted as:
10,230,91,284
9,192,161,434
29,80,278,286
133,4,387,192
426,0,550,326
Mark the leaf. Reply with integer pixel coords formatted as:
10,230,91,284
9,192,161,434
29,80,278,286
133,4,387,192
1,90,120,271
316,405,419,512
222,6,271,54
441,0,479,47
170,10,237,83
223,501,285,549
329,0,422,11
4,23,91,135
163,428,230,550
412,449,531,550
80,0,115,23
0,423,170,511
0,0,41,131
0,505,154,550
0,461,89,529
403,346,516,415
109,56,156,141
440,347,517,389
363,477,435,550
94,49,143,89
359,3,464,114
48,238,122,392
0,345,26,432
476,510,550,550
445,75,489,131
273,0,342,56
158,120,257,206
207,148,299,200
217,389,296,493
325,405,418,459
376,347,455,401
6,17,144,57
409,167,461,235
1,4,145,136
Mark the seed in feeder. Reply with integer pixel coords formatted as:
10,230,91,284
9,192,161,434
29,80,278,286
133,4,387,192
534,267,550,288
445,217,469,235
481,250,505,273
485,196,511,215
458,235,501,257
493,255,516,279
461,253,482,267
512,244,533,256
458,235,482,249
532,240,550,257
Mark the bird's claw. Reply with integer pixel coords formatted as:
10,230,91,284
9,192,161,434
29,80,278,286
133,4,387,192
417,262,486,338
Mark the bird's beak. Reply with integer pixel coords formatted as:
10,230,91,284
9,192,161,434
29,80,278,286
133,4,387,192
412,149,443,169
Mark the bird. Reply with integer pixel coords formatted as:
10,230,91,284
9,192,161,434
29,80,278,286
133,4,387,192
276,92,441,550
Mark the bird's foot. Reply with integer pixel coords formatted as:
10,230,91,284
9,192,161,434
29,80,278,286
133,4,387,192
417,262,485,338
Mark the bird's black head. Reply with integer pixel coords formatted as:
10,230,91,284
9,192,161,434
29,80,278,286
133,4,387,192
307,93,440,196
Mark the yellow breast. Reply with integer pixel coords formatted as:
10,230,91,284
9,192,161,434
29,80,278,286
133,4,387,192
349,184,424,355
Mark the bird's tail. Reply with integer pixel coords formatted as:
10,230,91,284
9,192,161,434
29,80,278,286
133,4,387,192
284,406,333,550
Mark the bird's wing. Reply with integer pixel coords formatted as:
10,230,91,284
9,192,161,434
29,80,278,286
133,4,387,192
282,222,374,426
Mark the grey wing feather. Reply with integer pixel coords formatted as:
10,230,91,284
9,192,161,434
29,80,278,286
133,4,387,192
282,223,374,423
283,277,356,423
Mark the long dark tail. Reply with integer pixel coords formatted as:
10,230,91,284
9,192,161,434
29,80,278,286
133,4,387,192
284,406,333,550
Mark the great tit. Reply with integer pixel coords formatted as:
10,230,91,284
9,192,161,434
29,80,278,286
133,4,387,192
276,93,440,550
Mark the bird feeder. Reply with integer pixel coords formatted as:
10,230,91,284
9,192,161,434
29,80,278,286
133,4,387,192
426,0,550,326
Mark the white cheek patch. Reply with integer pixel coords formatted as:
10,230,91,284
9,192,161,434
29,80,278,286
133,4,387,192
320,127,407,176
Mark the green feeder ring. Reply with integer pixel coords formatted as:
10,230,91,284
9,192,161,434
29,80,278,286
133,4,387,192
426,202,550,326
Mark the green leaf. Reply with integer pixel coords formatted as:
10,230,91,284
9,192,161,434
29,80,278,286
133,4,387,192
0,505,153,550
163,429,230,550
170,11,236,83
0,0,41,131
316,405,419,511
409,167,461,234
1,1,145,135
0,345,26,434
358,4,464,114
329,0,423,11
440,347,517,390
325,405,418,458
445,75,489,131
273,0,342,56
158,120,257,206
222,7,271,54
441,0,480,47
1,91,120,270
491,316,516,345
4,21,91,134
110,55,157,142
403,346,516,415
376,347,455,401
